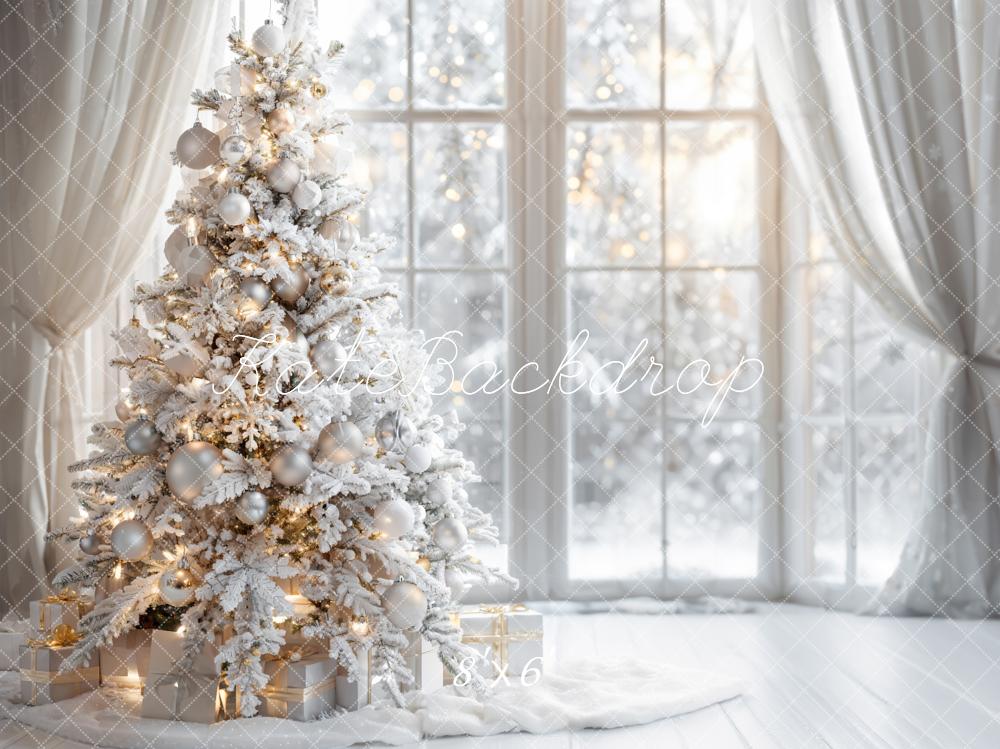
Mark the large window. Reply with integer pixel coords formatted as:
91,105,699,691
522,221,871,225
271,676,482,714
83,0,929,603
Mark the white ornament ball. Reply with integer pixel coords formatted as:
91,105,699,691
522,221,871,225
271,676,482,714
240,277,272,310
382,581,428,630
164,351,205,379
266,107,296,136
267,158,301,193
292,179,322,210
219,134,251,165
318,218,338,240
445,568,470,601
336,221,360,248
425,478,454,505
124,418,161,455
311,339,348,378
375,411,415,452
79,533,101,556
166,441,223,503
404,444,433,473
270,264,310,304
110,519,153,561
432,517,468,553
251,19,286,57
217,192,252,225
270,445,313,486
158,568,197,607
235,490,270,525
373,498,415,539
315,420,364,465
176,122,219,169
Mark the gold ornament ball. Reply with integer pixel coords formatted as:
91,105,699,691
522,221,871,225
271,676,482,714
310,81,327,98
315,420,364,465
267,158,301,193
266,107,296,136
270,445,313,487
124,418,161,455
270,264,310,304
320,268,351,295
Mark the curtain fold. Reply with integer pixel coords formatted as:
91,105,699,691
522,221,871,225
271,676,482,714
0,0,224,616
754,0,1000,616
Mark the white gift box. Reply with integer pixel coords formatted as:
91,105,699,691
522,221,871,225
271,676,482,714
0,620,28,671
140,630,225,723
336,633,443,711
19,642,99,705
100,628,152,690
452,604,544,683
259,654,337,721
29,593,92,638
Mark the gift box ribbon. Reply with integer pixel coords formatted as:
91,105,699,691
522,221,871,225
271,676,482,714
459,604,542,675
262,674,336,703
36,591,85,635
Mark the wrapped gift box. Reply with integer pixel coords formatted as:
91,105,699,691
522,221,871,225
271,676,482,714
259,654,337,721
19,636,99,705
100,628,152,690
140,630,225,723
0,619,28,671
336,633,442,711
452,604,544,683
29,592,93,638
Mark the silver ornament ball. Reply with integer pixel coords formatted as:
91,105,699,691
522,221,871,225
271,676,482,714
432,517,468,553
166,441,223,503
158,568,197,607
79,533,101,556
372,498,415,539
251,19,286,57
124,418,161,455
235,490,270,525
219,134,251,165
270,445,313,487
240,277,272,310
176,122,219,170
311,339,348,378
381,581,428,631
267,158,301,193
270,264,310,304
375,411,415,452
404,443,433,473
315,420,364,465
218,192,252,225
292,180,322,210
110,519,153,561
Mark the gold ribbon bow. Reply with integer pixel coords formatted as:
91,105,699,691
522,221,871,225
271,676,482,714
27,624,81,649
36,591,83,635
460,604,541,675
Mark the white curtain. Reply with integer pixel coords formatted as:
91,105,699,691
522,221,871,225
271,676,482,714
0,0,225,617
754,0,1000,616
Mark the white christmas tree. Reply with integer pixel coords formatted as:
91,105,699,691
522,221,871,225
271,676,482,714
52,7,512,716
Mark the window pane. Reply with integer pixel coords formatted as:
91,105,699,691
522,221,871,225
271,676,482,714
666,421,759,578
415,272,506,535
344,124,408,266
666,120,756,265
566,0,661,108
413,0,505,107
318,1,407,108
856,424,917,585
807,425,847,582
806,264,849,416
665,270,759,420
567,123,662,267
569,419,663,580
665,0,755,109
414,124,505,266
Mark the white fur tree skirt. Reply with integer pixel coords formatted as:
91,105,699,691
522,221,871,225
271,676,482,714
0,660,741,748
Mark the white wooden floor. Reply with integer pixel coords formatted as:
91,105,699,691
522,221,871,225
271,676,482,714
3,604,999,748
